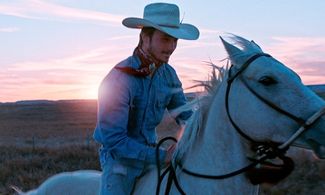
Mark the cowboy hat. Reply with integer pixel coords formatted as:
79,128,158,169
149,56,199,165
122,2,200,40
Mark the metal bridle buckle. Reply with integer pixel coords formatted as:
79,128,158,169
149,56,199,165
256,145,274,157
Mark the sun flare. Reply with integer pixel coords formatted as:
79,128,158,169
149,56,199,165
84,84,99,100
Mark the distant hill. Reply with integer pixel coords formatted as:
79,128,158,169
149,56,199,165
6,99,96,105
14,100,56,105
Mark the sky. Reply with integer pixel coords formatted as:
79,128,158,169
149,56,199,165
1,0,325,102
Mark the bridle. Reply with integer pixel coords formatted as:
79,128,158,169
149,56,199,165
225,53,325,150
155,53,325,195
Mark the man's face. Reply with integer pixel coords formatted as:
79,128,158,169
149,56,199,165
143,30,178,63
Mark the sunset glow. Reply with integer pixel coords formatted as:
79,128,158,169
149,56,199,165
1,0,325,102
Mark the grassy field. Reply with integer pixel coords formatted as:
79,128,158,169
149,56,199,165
0,145,100,194
0,99,324,194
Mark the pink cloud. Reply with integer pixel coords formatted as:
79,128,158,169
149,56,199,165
0,0,124,25
8,46,121,71
0,4,42,19
265,36,325,84
0,33,140,102
0,68,101,102
267,37,325,58
0,27,20,32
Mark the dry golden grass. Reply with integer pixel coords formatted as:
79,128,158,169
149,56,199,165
0,145,100,195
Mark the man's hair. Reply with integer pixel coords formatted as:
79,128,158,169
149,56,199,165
141,27,156,37
138,27,156,47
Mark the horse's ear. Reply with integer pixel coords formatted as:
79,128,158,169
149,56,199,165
251,40,263,51
219,36,243,66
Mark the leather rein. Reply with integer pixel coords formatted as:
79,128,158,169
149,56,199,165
155,53,325,195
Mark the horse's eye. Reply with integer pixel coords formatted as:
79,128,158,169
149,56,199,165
258,76,277,86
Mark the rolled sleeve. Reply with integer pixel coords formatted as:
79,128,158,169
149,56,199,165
167,86,193,125
163,65,193,125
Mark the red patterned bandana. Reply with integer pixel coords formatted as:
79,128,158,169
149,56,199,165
115,47,163,77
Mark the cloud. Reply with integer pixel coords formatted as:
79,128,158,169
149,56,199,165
0,0,124,25
0,67,102,102
0,39,135,102
0,27,20,32
265,36,325,84
265,37,325,63
7,45,126,71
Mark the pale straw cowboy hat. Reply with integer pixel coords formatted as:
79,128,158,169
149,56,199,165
122,2,200,40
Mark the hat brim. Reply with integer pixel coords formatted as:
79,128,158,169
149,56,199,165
122,17,199,40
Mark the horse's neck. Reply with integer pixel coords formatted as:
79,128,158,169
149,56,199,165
134,84,259,194
183,85,249,168
177,84,258,194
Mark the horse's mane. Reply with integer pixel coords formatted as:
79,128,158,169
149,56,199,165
172,63,228,163
172,34,263,163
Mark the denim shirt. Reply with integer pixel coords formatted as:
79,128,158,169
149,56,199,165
93,55,192,168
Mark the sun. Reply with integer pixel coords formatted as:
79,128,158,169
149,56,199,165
85,84,98,99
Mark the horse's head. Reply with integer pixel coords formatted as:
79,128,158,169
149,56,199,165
220,34,325,159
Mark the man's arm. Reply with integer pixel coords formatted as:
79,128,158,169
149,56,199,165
95,70,166,164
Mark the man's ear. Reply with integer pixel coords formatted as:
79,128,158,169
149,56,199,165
140,32,150,50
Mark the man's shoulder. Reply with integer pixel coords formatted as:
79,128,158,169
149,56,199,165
116,56,140,69
101,55,141,85
162,63,177,75
161,63,182,86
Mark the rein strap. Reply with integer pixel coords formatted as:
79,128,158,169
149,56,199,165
279,106,325,150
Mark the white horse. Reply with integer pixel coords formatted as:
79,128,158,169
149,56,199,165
12,170,101,195
14,35,325,195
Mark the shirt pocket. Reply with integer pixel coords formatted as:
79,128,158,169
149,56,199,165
112,163,128,176
128,96,146,129
153,88,171,123
152,99,166,125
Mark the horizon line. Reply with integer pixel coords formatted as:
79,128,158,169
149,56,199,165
1,84,324,104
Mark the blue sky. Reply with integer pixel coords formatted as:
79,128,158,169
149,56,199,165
1,0,325,102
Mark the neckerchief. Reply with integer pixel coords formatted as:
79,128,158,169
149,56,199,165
115,47,163,77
